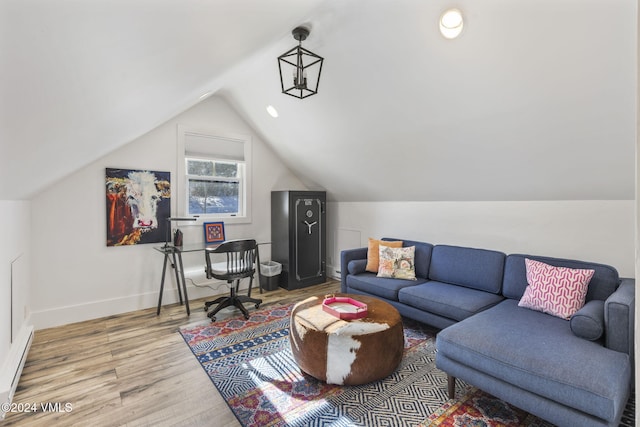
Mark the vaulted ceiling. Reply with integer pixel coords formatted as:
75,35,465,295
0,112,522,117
1,0,636,201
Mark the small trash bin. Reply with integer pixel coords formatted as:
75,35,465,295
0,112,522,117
260,261,282,291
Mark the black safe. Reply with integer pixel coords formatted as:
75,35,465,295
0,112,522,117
271,191,326,290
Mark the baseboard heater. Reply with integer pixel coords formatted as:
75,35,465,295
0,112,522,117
0,326,34,420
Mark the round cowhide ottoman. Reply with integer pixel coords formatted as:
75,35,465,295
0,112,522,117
289,293,404,385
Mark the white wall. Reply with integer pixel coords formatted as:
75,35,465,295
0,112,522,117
0,201,31,371
327,200,635,278
29,96,306,329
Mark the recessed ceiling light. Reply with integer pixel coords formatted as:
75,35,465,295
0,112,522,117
440,9,464,39
266,105,279,118
199,91,214,100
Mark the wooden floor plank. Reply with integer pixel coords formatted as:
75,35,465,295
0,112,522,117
2,280,340,426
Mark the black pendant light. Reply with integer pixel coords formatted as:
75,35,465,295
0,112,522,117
278,26,324,99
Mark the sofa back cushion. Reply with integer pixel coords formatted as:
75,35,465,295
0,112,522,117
428,245,505,294
503,254,619,302
365,238,403,273
382,238,433,279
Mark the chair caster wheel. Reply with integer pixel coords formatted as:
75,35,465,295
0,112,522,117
209,316,216,322
255,303,260,309
244,315,250,320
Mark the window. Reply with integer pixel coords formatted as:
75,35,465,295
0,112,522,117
177,126,252,223
186,158,243,215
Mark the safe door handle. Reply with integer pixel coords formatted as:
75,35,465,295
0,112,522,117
303,220,317,234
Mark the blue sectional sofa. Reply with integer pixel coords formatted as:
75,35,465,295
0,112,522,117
340,238,634,427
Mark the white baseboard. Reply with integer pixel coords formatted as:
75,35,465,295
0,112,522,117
326,264,341,280
0,324,34,419
30,278,240,330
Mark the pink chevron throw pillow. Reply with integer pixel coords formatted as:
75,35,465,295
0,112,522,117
518,258,595,320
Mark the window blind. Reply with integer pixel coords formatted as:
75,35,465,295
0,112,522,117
184,132,245,161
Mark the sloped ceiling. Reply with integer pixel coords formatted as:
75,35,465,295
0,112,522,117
1,0,636,202
0,0,323,199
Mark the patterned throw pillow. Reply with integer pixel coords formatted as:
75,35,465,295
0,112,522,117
518,258,595,320
377,246,417,280
365,238,403,273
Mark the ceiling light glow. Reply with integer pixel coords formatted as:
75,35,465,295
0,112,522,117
199,91,214,100
266,105,279,118
440,9,464,39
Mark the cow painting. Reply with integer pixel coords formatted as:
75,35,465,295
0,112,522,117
106,168,170,246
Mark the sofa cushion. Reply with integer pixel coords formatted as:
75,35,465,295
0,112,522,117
346,272,427,301
383,238,434,279
428,245,505,293
570,300,605,341
378,246,416,280
365,238,403,273
518,258,594,320
347,259,367,275
437,299,630,422
398,281,503,321
503,254,619,302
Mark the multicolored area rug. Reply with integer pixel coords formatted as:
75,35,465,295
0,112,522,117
420,386,554,427
421,386,635,427
180,304,635,427
179,304,448,427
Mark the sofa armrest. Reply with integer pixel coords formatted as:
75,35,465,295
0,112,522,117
340,247,368,293
605,278,634,361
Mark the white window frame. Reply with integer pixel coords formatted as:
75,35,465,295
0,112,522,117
177,125,252,224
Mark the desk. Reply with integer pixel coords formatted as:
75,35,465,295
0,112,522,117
154,242,267,316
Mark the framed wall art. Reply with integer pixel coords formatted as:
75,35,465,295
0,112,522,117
203,221,225,244
105,168,170,246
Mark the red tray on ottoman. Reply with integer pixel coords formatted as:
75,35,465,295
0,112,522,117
321,295,368,320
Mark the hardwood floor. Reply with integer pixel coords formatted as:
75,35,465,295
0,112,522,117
3,280,341,427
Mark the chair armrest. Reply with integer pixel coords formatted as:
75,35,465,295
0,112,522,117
605,278,635,361
340,247,368,293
